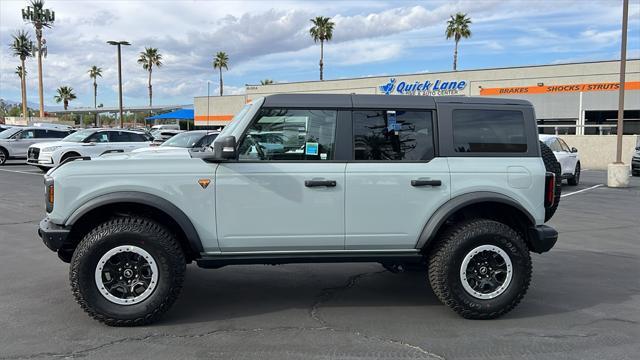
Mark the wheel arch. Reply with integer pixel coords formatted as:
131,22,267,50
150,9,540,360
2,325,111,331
64,192,203,261
417,192,536,252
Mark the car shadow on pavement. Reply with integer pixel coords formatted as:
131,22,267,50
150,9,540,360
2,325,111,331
160,247,639,325
162,264,441,325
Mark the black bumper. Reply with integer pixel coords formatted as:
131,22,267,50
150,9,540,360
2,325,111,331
38,218,70,252
527,225,558,253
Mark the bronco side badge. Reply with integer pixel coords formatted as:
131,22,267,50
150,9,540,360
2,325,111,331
198,179,211,189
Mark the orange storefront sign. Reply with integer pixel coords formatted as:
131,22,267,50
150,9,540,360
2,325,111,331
480,81,640,96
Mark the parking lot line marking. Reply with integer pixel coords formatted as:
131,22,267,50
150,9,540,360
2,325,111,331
0,168,44,176
561,184,604,198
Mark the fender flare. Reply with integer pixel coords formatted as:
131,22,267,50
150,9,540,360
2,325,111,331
416,191,536,250
65,191,204,254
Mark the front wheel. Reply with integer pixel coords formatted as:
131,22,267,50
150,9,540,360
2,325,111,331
0,148,7,165
428,219,532,319
568,162,580,186
70,217,186,326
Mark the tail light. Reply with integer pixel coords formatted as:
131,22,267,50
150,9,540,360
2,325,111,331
544,172,555,208
45,177,54,213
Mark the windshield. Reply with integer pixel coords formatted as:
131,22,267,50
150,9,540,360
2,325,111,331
62,129,96,142
217,103,253,139
0,128,22,139
161,132,205,148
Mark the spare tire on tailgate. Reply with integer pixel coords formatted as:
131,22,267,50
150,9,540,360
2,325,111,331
540,140,561,221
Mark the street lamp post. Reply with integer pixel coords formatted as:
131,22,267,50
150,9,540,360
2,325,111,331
607,0,630,188
107,41,130,128
22,0,55,118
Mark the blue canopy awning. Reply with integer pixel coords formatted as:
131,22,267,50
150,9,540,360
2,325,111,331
146,108,193,121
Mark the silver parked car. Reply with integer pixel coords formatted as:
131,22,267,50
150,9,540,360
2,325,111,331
0,126,72,165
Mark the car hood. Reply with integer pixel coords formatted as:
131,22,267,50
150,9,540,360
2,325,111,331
98,147,192,160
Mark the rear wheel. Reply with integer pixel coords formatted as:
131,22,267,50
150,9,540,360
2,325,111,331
428,219,532,319
70,217,186,326
540,141,561,221
568,162,580,186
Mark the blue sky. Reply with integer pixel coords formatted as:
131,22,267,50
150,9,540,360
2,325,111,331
1,0,639,109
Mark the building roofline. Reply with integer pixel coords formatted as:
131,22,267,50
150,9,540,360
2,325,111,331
245,58,640,87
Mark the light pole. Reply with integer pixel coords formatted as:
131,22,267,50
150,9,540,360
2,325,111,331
107,41,130,128
207,80,211,128
608,0,630,188
22,0,55,118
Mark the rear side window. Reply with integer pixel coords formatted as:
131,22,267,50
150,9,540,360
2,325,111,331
452,110,526,153
353,110,435,161
109,131,141,142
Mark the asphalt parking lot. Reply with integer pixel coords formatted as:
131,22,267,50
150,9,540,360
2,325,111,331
0,161,638,360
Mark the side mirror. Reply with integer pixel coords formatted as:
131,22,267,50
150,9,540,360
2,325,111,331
571,147,578,153
213,135,237,160
636,146,640,151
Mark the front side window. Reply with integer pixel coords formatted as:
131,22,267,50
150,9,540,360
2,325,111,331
353,110,435,161
453,110,526,153
86,131,109,143
238,108,337,161
17,130,36,139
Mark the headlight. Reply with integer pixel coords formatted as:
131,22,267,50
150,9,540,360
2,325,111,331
42,146,61,152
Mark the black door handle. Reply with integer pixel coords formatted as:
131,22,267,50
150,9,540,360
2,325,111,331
411,179,442,187
305,180,337,187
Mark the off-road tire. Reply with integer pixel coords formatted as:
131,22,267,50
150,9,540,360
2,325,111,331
0,147,8,165
540,141,561,221
70,217,186,326
428,219,532,319
567,162,580,186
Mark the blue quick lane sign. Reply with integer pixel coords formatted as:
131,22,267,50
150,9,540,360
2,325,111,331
379,78,467,96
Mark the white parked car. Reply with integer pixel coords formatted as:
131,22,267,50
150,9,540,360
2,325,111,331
539,134,581,185
26,128,152,171
0,126,72,165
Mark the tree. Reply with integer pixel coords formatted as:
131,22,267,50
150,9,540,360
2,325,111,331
15,65,27,79
137,47,163,107
87,65,102,125
213,51,229,96
260,79,274,85
22,0,55,117
309,16,334,81
53,86,76,110
10,30,33,119
445,12,472,71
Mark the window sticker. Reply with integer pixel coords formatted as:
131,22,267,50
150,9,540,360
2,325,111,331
387,110,401,133
320,153,327,160
305,142,319,156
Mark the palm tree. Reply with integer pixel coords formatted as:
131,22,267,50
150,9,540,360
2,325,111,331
54,86,76,110
15,65,27,79
445,12,472,71
309,16,334,81
10,30,34,119
213,51,229,96
137,47,163,107
260,79,274,85
23,0,55,117
87,65,102,125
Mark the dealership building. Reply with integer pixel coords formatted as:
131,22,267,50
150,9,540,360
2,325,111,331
194,59,640,136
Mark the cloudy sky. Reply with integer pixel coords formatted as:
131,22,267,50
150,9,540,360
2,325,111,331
1,0,638,109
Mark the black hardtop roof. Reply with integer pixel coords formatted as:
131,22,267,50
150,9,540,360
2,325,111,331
262,93,532,109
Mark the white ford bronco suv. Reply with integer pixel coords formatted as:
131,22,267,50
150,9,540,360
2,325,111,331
38,94,561,326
